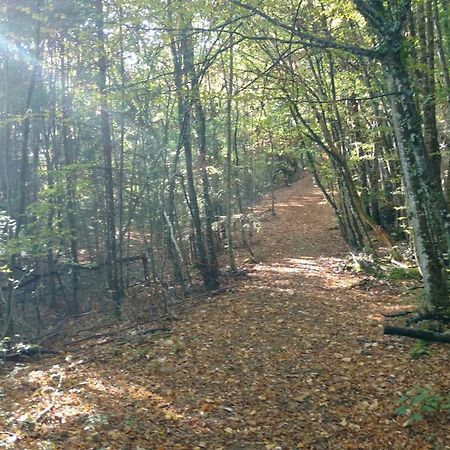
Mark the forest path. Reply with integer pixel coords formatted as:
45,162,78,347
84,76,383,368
1,176,449,449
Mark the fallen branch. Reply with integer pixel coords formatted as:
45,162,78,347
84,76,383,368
61,321,150,347
80,327,172,349
1,347,59,361
384,326,450,343
382,310,417,318
62,331,116,347
35,372,63,422
62,326,171,349
104,328,172,347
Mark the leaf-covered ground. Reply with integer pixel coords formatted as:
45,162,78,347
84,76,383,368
1,176,449,449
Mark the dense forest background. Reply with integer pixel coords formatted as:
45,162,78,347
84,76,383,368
0,0,449,341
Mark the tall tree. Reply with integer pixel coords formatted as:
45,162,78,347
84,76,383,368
167,0,219,290
96,0,124,315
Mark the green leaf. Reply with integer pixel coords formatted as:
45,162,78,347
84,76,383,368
396,405,409,416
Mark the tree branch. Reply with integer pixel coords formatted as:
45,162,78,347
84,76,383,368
228,0,381,58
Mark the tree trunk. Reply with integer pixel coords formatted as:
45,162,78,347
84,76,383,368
184,28,220,289
15,2,42,236
417,0,441,182
167,1,216,290
225,40,237,272
1,0,11,214
96,0,123,317
61,42,80,315
269,134,276,216
432,0,450,203
385,49,449,317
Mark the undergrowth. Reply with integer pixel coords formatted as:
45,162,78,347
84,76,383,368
396,385,450,427
409,340,429,359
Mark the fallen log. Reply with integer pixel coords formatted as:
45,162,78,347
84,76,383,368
384,326,450,343
1,347,59,361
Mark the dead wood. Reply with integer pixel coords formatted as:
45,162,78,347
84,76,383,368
382,310,417,318
1,347,59,361
384,326,450,343
62,326,171,348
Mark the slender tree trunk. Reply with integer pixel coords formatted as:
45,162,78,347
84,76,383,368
269,133,276,216
233,111,244,215
1,0,11,214
417,0,441,181
432,0,450,202
96,0,123,316
61,42,80,315
184,24,220,289
225,41,237,272
117,6,129,296
167,0,218,290
307,152,352,248
15,3,42,236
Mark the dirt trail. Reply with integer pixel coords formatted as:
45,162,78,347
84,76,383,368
1,176,449,449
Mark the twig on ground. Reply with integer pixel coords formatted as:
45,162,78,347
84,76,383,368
35,372,63,423
62,326,172,351
62,332,116,347
97,329,172,347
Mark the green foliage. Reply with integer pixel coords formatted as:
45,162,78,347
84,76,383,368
0,212,15,251
385,266,422,281
396,386,450,427
409,339,429,359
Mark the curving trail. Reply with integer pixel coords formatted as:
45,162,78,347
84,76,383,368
1,175,449,449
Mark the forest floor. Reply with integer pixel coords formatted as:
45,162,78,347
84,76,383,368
1,175,450,449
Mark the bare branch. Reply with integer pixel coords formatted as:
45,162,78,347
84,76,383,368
228,0,381,58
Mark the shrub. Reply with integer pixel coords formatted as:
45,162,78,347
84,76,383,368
396,385,450,427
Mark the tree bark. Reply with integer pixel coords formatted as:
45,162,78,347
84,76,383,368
15,1,43,236
60,42,80,315
96,0,123,316
0,0,11,214
417,0,441,182
225,40,237,272
384,47,449,317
